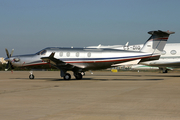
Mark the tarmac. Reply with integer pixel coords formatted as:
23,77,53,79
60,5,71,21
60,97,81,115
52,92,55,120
0,70,180,120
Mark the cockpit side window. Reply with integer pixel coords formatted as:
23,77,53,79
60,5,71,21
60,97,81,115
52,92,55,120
36,50,47,55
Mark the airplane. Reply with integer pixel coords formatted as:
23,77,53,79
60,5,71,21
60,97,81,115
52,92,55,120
87,42,142,51
139,43,180,73
87,42,130,50
102,43,180,73
4,30,174,80
88,37,180,73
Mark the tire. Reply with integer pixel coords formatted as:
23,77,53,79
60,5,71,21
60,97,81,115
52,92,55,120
163,69,168,73
75,73,82,80
64,73,71,80
29,74,35,79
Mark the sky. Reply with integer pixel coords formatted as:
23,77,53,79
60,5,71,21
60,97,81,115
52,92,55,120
1,0,180,57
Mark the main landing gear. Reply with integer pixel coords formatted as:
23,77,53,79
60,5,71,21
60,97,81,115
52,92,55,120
63,73,71,80
63,72,84,80
74,73,83,80
159,67,168,73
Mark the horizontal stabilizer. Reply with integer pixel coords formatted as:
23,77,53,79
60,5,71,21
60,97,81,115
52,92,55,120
148,30,175,36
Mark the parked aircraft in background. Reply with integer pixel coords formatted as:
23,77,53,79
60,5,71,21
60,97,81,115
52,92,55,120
131,64,159,70
87,42,143,51
88,35,180,73
87,42,131,50
91,43,180,73
139,43,180,73
4,30,174,80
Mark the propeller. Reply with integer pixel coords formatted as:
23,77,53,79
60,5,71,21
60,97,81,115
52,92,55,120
5,48,14,71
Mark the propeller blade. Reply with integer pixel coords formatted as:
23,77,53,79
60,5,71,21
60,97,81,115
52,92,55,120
10,49,14,57
5,48,10,58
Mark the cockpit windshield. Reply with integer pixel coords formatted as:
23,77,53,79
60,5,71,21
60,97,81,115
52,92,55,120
36,49,47,55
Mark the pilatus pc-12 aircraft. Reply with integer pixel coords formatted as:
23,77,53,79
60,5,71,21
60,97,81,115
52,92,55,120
4,30,174,80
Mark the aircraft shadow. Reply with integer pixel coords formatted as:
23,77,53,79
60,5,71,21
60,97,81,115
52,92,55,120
94,74,180,78
141,75,180,78
94,74,142,77
49,78,93,81
12,77,92,81
92,78,164,81
112,78,164,81
15,74,180,81
13,77,164,81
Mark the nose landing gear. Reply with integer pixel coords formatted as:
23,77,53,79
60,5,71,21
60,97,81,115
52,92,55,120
29,71,34,79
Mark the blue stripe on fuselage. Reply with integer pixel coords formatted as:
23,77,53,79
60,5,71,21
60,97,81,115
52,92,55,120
26,54,152,65
58,54,152,62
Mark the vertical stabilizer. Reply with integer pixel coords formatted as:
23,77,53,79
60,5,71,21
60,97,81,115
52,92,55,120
140,30,175,54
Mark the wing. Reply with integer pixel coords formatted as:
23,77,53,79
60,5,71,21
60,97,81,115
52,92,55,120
41,52,82,70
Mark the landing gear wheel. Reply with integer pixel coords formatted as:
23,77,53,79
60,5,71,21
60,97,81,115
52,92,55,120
75,73,82,80
64,73,71,80
29,74,35,79
163,69,168,73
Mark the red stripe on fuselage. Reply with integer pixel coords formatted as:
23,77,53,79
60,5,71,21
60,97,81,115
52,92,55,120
22,55,158,67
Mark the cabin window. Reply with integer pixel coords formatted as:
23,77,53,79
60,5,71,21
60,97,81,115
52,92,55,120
76,52,79,57
87,52,91,57
66,52,70,57
59,52,63,57
170,50,177,55
161,50,166,55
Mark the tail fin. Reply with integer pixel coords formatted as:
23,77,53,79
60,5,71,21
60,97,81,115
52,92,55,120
140,30,175,53
139,30,174,62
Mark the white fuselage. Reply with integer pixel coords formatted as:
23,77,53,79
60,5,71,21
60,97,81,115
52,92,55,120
140,43,180,68
88,43,180,68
